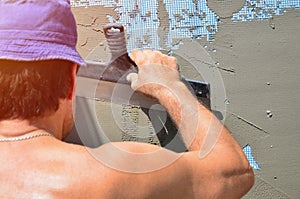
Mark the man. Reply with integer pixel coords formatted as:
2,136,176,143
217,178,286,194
0,0,254,198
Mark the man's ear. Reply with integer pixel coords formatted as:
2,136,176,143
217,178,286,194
67,63,78,100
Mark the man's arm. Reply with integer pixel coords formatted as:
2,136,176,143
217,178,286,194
124,49,254,198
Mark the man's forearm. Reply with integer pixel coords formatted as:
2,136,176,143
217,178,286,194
157,80,253,173
154,81,215,151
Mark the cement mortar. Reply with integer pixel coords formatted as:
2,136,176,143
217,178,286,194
210,10,300,198
207,0,245,19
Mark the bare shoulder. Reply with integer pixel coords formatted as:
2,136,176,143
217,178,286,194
60,141,243,199
89,142,253,199
86,141,195,199
55,141,196,199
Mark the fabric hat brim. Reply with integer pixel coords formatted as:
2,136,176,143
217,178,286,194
0,38,86,66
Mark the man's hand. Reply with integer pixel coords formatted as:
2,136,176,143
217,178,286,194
127,49,182,99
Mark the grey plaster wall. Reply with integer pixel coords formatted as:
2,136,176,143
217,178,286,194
212,11,300,198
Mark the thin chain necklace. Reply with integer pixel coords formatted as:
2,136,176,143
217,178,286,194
0,129,54,142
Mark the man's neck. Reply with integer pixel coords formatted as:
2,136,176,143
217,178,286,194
0,115,63,140
0,98,73,140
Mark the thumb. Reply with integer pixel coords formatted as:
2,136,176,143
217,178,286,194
126,73,139,90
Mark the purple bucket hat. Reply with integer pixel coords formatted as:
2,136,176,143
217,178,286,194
0,0,86,66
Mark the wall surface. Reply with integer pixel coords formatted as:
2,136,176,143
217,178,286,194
69,1,300,198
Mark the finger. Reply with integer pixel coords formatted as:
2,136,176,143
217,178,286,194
163,55,177,69
130,49,146,66
152,50,164,65
126,73,139,89
126,73,138,83
140,49,162,65
129,49,141,62
143,49,154,54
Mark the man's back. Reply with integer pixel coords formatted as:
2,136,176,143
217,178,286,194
0,136,110,198
0,136,195,199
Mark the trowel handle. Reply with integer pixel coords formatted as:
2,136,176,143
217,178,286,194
103,23,133,64
103,23,124,37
